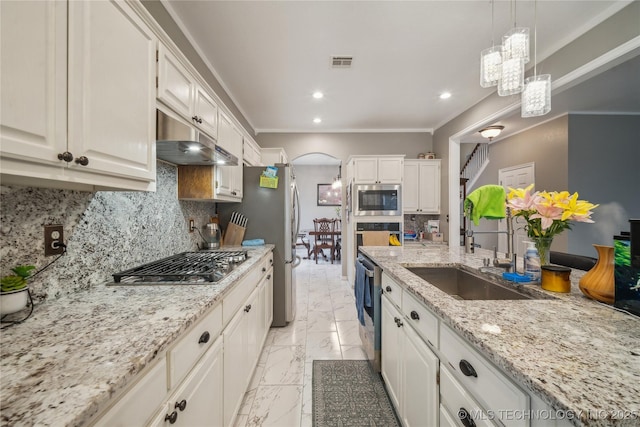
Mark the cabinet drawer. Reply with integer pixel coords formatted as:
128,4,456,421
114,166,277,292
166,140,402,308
440,366,494,427
440,403,459,427
223,261,262,325
167,304,222,389
403,291,438,348
94,358,167,427
441,325,529,427
382,273,402,308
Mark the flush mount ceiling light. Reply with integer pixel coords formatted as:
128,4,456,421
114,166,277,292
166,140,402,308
312,91,324,99
439,92,452,100
479,125,504,141
313,117,322,124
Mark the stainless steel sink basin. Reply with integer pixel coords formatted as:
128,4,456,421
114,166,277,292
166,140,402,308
405,267,543,300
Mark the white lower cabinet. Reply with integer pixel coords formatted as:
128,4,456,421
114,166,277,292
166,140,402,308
155,336,224,427
381,295,439,427
92,251,273,427
440,365,494,427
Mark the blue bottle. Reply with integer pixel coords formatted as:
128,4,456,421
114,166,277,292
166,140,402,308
525,242,541,282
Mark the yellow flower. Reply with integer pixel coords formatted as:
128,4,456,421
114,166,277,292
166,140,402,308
556,192,599,221
507,184,534,200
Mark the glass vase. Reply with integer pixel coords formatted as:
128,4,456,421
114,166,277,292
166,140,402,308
533,236,553,266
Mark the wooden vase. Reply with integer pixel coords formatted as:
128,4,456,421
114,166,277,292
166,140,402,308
579,244,615,304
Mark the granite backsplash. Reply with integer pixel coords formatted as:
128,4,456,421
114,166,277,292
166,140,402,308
0,161,217,302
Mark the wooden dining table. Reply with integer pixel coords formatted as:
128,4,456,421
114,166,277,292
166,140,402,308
307,230,342,261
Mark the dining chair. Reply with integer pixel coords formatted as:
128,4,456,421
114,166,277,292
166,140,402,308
312,218,336,264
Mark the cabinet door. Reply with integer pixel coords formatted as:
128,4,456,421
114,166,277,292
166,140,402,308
0,0,67,166
353,158,379,183
170,337,224,427
67,0,156,182
418,161,441,213
194,85,218,139
157,43,195,119
377,157,403,183
381,296,403,411
402,323,439,427
403,161,420,212
216,112,243,199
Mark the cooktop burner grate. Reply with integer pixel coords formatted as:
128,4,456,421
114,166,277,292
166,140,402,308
111,251,247,284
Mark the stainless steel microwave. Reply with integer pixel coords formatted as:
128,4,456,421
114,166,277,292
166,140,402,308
353,184,402,216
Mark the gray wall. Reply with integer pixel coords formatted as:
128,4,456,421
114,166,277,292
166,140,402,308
469,116,570,251
0,162,215,302
257,132,433,164
294,165,342,232
568,114,640,254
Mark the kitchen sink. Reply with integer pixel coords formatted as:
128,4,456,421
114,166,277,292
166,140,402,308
405,266,545,300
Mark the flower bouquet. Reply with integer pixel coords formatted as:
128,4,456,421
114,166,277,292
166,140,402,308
506,184,599,264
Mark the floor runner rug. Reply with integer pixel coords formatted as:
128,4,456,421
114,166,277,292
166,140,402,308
312,360,400,427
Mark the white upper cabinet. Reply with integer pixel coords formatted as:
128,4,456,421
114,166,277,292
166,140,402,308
1,0,157,191
351,156,403,184
215,112,243,201
157,43,219,139
403,159,441,213
243,136,262,166
260,147,288,165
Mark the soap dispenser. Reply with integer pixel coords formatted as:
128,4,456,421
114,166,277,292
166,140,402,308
525,241,541,282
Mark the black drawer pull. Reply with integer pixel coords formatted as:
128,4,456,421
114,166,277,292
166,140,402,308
267,274,271,280
165,411,178,424
198,331,210,344
459,359,478,377
175,399,187,411
385,286,392,292
244,304,252,312
410,310,420,320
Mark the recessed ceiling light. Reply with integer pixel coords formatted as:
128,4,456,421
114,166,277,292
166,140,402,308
312,91,324,99
313,117,322,124
439,92,452,100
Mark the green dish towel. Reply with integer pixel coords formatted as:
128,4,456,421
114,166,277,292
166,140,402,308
464,185,506,226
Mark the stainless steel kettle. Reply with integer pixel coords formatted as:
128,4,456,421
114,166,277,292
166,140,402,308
203,222,221,249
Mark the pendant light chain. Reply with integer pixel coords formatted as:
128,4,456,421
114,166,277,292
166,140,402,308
533,0,538,76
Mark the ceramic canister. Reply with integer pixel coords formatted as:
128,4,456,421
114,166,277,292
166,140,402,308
541,265,571,293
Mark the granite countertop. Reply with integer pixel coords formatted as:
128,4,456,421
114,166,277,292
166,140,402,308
359,244,640,426
0,245,274,427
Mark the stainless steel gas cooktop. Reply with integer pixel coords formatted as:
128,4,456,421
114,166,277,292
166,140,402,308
109,250,248,285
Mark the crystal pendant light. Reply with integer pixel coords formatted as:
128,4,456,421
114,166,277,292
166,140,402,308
498,57,524,96
522,74,551,117
521,0,551,117
480,1,502,88
502,27,530,64
480,45,502,88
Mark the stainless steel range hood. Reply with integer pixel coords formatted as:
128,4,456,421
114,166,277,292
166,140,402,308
156,109,238,166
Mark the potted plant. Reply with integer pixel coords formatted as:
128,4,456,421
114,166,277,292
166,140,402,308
1,265,35,316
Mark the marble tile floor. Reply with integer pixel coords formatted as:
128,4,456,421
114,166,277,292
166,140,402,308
233,250,365,427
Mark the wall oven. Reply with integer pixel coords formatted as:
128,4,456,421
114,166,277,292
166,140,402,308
353,184,402,216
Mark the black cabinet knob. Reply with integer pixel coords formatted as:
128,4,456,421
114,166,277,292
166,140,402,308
410,310,420,320
244,304,252,312
459,359,478,378
262,267,266,272
57,151,73,162
74,156,89,166
192,115,203,124
385,286,392,292
458,408,476,427
175,399,187,411
267,275,271,280
198,331,210,344
165,411,178,424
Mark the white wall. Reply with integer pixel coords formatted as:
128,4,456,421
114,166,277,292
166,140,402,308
294,164,342,232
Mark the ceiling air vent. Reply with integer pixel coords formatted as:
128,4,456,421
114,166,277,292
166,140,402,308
331,56,353,68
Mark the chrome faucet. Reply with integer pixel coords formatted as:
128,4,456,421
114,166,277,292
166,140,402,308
465,208,516,273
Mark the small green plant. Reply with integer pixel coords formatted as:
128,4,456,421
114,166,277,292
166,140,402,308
1,265,35,293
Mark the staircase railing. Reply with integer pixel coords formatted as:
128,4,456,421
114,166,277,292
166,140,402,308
460,143,489,188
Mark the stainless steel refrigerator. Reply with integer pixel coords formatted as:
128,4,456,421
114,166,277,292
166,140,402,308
218,165,301,326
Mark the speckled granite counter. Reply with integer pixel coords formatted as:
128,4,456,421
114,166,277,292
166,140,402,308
360,244,640,427
0,246,273,427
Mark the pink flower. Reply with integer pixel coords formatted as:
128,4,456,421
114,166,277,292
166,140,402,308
530,203,564,230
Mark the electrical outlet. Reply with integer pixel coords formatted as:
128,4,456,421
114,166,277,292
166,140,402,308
189,219,195,233
44,224,64,256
